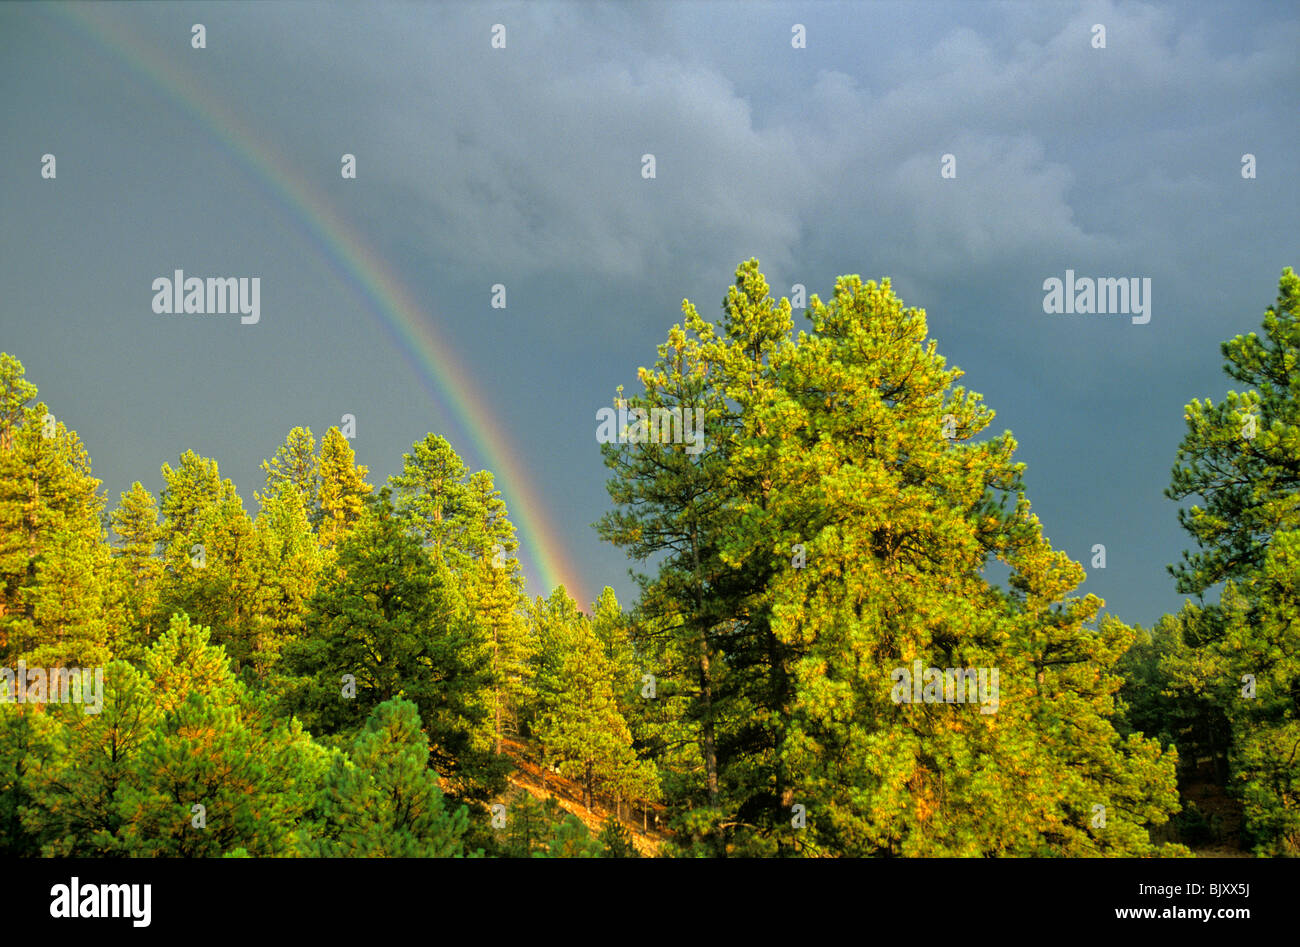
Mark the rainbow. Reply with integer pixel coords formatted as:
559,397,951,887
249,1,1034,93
40,4,587,605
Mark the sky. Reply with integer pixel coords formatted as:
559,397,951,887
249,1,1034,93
1,0,1297,626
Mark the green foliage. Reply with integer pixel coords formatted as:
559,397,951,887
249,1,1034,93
0,704,47,856
20,660,157,855
1116,608,1232,778
1157,268,1300,855
597,814,639,857
317,426,373,551
0,357,113,668
600,262,1182,856
529,588,659,812
7,258,1296,863
19,618,325,857
249,485,323,682
389,437,536,756
493,791,557,857
491,791,600,858
110,615,326,857
1167,267,1300,595
304,699,470,857
109,482,163,662
282,489,504,802
261,426,320,514
545,812,603,858
390,434,473,565
156,451,259,670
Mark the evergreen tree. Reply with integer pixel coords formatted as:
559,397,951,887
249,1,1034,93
0,353,37,453
595,293,740,834
530,588,659,813
1216,556,1300,854
249,485,323,683
389,433,472,565
544,812,603,858
109,482,163,661
495,791,550,857
603,262,1182,856
305,699,470,857
598,260,807,851
1115,608,1232,784
261,426,320,515
112,615,325,857
23,525,115,670
494,791,596,858
0,704,47,856
597,813,640,857
1162,267,1300,854
463,470,533,754
389,435,534,756
156,451,259,670
0,356,111,668
1167,267,1300,595
317,426,373,552
762,269,1178,855
591,587,642,724
19,661,158,855
283,490,504,802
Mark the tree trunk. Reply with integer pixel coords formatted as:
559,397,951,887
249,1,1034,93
492,624,502,756
700,632,719,806
693,536,719,808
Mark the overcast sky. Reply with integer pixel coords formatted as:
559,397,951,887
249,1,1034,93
2,0,1297,624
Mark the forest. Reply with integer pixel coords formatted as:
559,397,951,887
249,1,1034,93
1,260,1296,858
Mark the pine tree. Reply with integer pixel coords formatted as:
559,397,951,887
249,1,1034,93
19,661,158,855
603,263,1183,855
156,451,259,670
462,470,533,754
0,703,47,856
261,426,320,515
109,482,163,661
1115,608,1233,786
0,403,112,671
317,426,373,552
388,436,534,757
0,356,112,668
306,699,470,857
495,791,558,857
597,813,640,857
597,260,798,850
1160,268,1300,854
112,615,326,857
389,433,472,566
249,485,323,683
283,489,504,802
530,588,659,813
491,791,604,857
757,270,1180,854
544,812,603,857
0,353,37,454
1168,267,1300,595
